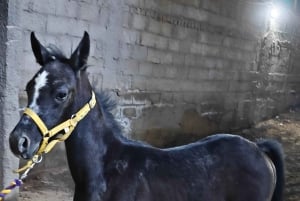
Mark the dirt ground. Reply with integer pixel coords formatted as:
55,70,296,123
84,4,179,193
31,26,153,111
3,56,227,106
18,110,300,201
19,166,74,201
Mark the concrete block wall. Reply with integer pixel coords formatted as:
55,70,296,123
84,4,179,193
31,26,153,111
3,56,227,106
118,0,300,145
12,0,300,145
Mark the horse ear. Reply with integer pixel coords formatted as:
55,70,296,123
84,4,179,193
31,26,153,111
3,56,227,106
70,31,90,71
30,32,51,66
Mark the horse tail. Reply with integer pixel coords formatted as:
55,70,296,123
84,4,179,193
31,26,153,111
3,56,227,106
257,140,285,201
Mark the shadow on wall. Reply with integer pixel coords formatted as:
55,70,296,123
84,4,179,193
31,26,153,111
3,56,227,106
133,108,218,148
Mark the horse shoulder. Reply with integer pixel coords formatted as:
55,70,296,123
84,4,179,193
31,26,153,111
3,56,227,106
103,144,160,201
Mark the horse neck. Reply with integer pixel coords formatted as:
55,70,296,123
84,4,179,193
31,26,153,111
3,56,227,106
64,74,110,163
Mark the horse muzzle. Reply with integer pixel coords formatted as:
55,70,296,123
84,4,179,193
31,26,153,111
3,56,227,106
9,117,41,159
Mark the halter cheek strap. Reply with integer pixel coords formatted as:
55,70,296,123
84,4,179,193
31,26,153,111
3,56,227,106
15,91,96,173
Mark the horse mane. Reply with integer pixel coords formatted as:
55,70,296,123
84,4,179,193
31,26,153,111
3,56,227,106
46,44,69,62
95,91,150,146
95,91,123,136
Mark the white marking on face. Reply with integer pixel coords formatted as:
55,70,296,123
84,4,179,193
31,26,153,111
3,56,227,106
29,70,49,113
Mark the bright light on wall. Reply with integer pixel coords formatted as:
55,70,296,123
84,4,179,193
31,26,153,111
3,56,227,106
271,5,280,19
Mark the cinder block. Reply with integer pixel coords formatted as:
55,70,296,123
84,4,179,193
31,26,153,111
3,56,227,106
175,65,189,80
165,65,178,78
161,23,172,37
132,14,147,30
120,59,139,75
172,92,185,104
168,39,179,52
199,32,223,45
178,40,192,53
122,11,132,28
132,92,150,103
145,78,175,91
147,48,161,64
152,64,166,78
170,3,185,16
175,27,189,40
208,69,225,80
144,0,160,10
98,6,111,28
161,92,174,103
126,0,140,6
94,40,105,58
54,0,78,18
46,15,71,35
140,32,168,50
180,80,228,92
185,6,206,21
148,18,161,34
184,54,197,66
123,29,140,44
54,34,75,56
190,43,202,54
32,0,56,14
148,93,161,104
132,75,147,90
201,44,220,57
139,62,153,76
89,24,108,40
228,81,253,92
132,45,148,60
160,52,173,64
22,31,34,52
69,20,90,37
140,32,157,47
123,107,137,118
172,53,185,65
120,43,133,59
188,68,207,81
119,93,133,105
155,35,168,49
20,11,47,32
221,47,236,60
202,0,220,14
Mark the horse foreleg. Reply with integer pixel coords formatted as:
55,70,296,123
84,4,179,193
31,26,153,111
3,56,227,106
73,181,106,201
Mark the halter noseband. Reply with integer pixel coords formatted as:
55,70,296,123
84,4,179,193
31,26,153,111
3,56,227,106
15,91,96,173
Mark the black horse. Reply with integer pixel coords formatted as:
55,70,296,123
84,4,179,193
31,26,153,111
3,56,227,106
9,32,284,201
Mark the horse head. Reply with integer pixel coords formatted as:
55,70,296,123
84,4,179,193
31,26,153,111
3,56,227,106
9,32,91,159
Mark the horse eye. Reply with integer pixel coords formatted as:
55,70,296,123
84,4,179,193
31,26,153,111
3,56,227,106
55,91,68,102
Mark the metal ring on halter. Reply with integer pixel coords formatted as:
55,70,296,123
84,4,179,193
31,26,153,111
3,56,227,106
32,155,43,164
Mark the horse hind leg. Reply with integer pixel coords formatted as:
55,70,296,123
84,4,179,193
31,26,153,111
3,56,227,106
264,154,277,201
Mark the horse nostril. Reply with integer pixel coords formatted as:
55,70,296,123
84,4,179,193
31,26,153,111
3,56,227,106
18,136,30,153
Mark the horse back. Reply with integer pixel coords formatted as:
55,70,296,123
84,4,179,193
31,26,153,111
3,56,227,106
103,134,275,201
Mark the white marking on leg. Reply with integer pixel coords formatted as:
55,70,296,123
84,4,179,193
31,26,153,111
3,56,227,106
29,70,49,113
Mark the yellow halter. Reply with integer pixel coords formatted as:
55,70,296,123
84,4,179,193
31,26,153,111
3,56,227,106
15,91,96,173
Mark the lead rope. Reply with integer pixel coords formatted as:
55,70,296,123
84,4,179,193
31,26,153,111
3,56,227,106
0,155,42,201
